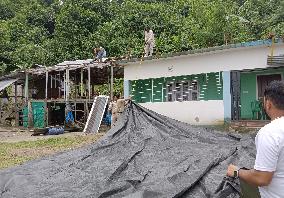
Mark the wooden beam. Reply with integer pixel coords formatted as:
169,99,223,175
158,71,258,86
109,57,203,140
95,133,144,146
66,68,70,102
88,65,91,100
45,70,48,99
24,72,29,103
110,64,114,100
54,74,57,88
74,102,77,122
15,81,19,127
51,74,53,89
63,71,66,101
28,100,33,128
84,101,89,123
86,102,89,118
58,73,61,98
45,69,49,127
81,68,83,97
45,101,48,127
21,85,24,98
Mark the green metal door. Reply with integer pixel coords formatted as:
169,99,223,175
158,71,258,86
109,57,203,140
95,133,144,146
32,101,45,128
23,101,45,128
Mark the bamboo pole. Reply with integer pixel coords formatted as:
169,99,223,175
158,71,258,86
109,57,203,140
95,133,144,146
45,69,48,127
25,72,31,127
66,68,69,102
88,65,91,100
45,70,48,99
15,81,19,127
74,102,77,122
58,73,61,98
24,72,29,103
54,74,57,88
51,75,53,89
63,71,66,101
28,100,33,128
81,68,83,97
110,64,114,100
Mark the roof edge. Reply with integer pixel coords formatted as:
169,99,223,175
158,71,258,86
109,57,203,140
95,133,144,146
117,38,284,65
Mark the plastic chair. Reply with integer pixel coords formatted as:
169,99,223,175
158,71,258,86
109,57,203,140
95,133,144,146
251,100,262,120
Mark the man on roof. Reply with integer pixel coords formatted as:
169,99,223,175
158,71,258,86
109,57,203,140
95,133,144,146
93,47,107,62
144,26,155,57
227,80,284,198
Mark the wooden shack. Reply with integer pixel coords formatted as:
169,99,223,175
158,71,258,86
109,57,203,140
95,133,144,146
0,59,123,128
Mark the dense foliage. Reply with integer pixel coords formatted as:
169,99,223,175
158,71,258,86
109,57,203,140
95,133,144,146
0,0,283,73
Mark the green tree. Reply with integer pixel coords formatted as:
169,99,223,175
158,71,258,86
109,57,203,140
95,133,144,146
0,0,283,73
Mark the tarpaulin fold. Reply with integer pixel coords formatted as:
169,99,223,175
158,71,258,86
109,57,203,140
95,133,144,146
0,102,256,198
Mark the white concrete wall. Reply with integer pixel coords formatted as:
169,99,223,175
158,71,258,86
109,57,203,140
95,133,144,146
140,100,224,125
124,44,284,80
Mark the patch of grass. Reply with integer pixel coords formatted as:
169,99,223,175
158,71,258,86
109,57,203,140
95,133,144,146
0,134,104,169
204,123,256,134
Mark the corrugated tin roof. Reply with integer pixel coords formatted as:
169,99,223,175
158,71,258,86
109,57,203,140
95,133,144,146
118,39,284,65
0,78,18,91
27,59,112,75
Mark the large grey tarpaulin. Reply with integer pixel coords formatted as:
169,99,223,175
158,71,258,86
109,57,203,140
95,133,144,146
0,102,256,198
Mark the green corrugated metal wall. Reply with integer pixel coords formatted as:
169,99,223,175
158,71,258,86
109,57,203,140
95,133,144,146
23,101,46,128
130,72,223,103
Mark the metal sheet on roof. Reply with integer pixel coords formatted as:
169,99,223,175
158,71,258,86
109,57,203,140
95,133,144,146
27,58,113,75
0,78,18,91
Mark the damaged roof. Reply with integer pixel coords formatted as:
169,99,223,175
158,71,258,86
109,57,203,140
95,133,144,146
26,59,112,75
118,38,284,65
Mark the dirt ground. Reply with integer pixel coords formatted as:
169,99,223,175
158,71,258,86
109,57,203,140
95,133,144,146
0,127,84,143
0,126,108,169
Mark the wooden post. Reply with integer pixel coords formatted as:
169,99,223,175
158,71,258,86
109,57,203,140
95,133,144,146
15,81,19,127
58,73,60,98
24,72,30,127
84,101,89,122
45,102,48,127
51,75,53,89
45,70,48,99
81,68,83,97
45,69,48,127
54,74,57,88
66,68,69,102
75,82,78,100
74,102,77,122
92,84,94,98
21,85,24,98
110,64,114,100
63,71,66,101
108,70,110,94
84,101,86,122
86,101,89,118
74,71,77,99
88,65,91,100
28,100,33,128
24,72,29,103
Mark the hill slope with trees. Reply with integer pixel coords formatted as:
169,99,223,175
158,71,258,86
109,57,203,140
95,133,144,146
0,0,283,73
